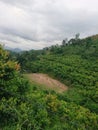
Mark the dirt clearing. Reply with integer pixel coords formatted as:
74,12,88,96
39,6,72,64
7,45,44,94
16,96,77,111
25,73,68,93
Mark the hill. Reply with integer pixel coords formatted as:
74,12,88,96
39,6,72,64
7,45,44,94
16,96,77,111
0,34,98,129
5,46,22,53
16,34,98,114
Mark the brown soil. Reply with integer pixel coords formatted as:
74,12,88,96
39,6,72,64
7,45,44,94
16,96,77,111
26,73,68,93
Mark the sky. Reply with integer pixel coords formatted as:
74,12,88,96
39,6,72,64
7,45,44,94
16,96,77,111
0,0,98,50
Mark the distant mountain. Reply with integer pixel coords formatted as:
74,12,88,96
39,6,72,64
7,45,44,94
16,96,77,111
5,46,22,53
12,48,22,53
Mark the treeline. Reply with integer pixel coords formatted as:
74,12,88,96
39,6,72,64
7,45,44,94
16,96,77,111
15,34,98,71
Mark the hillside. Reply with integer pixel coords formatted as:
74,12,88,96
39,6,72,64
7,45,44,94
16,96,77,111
16,34,98,113
0,34,98,129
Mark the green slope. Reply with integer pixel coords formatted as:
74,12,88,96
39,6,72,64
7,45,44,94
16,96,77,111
1,44,98,130
2,34,98,129
16,34,98,114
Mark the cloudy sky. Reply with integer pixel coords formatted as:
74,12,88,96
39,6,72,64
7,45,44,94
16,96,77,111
0,0,98,50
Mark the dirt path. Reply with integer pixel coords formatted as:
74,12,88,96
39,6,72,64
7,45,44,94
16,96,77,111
25,73,68,93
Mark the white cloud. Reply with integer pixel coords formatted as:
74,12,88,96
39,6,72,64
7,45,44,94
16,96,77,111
0,0,98,50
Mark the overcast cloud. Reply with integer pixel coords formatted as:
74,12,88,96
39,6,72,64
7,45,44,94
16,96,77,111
0,0,98,50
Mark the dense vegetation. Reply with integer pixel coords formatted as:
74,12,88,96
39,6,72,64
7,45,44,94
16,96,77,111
0,34,98,129
16,34,98,113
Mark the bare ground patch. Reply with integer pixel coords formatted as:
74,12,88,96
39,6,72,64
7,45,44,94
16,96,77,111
25,73,68,93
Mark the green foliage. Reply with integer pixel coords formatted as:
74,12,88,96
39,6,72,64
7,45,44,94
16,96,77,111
0,92,98,130
0,45,29,99
1,34,98,129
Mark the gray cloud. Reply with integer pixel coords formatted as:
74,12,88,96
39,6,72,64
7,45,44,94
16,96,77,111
0,0,98,50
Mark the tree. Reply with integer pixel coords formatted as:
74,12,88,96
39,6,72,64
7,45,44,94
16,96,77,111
75,33,80,40
62,38,68,46
0,45,29,99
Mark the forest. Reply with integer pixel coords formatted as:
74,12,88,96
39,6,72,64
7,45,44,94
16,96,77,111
0,34,98,130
